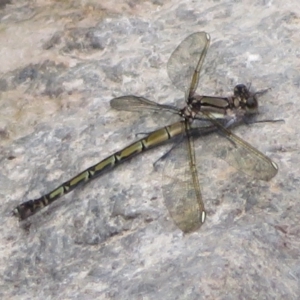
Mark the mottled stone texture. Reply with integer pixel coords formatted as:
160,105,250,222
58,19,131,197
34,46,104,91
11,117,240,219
1,0,299,299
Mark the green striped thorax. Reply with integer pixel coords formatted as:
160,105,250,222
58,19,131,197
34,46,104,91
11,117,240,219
181,84,260,121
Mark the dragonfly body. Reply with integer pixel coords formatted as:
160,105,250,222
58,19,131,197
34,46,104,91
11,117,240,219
13,32,278,232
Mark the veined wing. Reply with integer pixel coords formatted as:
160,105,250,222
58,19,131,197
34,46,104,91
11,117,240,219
196,111,278,181
167,32,210,97
161,121,206,233
110,95,180,114
111,33,210,116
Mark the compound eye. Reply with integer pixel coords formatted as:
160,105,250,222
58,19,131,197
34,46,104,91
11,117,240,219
234,84,249,98
246,96,258,110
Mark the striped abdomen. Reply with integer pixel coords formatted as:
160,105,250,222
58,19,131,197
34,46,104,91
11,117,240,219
13,122,185,220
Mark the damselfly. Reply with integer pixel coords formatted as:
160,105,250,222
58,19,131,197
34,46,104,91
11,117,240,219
13,32,278,232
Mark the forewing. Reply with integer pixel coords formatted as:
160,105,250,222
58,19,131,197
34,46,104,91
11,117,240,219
167,32,210,96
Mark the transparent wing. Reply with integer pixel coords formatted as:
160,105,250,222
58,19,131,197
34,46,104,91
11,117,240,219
167,32,210,97
193,113,278,181
161,117,276,232
110,95,179,114
162,122,205,233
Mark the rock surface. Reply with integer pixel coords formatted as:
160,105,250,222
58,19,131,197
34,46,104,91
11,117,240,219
1,0,299,299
